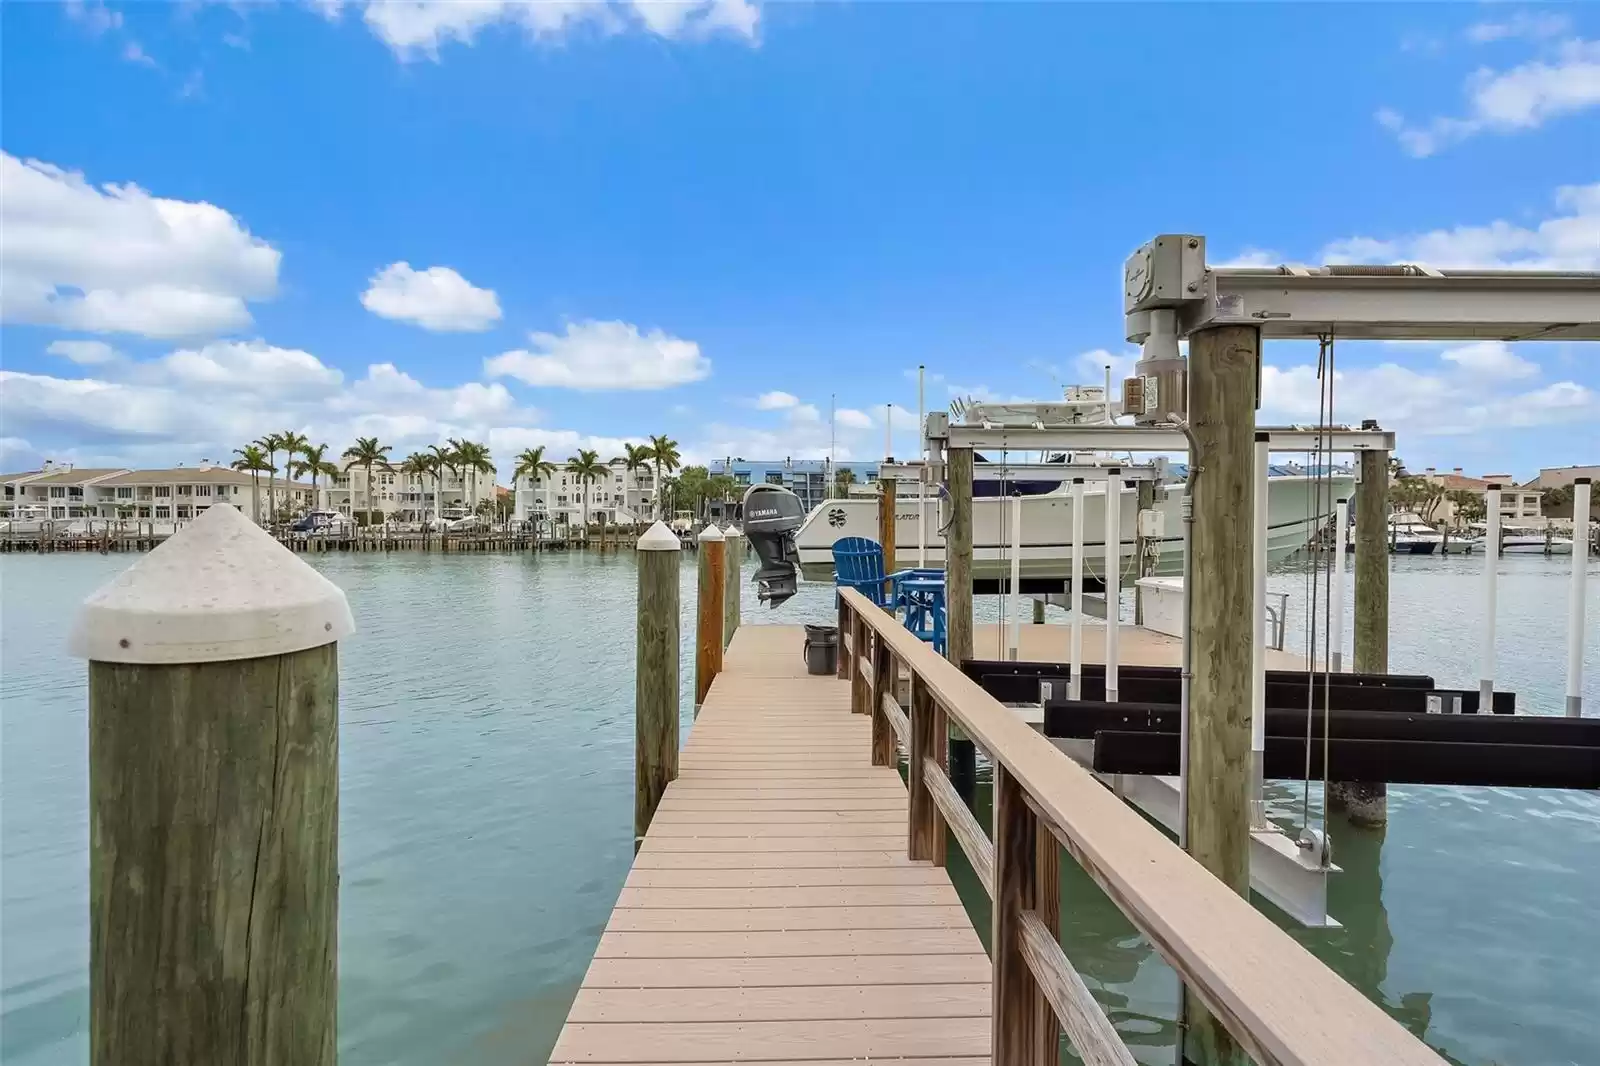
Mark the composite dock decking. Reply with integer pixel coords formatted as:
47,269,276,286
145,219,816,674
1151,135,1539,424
548,625,991,1065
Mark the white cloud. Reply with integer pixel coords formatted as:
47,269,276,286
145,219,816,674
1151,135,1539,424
64,0,121,34
754,390,799,410
349,0,759,58
122,40,158,67
835,408,873,430
0,341,574,480
0,152,280,339
1321,182,1600,270
1467,12,1571,44
484,320,711,391
1260,342,1596,437
1439,341,1539,379
360,261,502,332
1377,38,1600,156
47,339,121,365
1074,348,1142,385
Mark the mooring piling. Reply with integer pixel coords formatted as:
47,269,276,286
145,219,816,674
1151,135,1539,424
67,503,352,1066
635,521,682,848
694,524,726,713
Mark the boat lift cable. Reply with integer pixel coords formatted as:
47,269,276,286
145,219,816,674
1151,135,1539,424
1298,333,1338,861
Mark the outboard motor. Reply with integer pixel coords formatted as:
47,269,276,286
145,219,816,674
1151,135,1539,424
741,483,804,607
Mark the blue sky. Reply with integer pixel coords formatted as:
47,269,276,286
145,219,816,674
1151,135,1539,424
1,0,1595,481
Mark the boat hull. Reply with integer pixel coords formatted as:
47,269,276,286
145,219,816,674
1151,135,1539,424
795,475,1355,583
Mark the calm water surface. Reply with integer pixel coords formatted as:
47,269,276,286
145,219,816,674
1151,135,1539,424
2,550,1596,1065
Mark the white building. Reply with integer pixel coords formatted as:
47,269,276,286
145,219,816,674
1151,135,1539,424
0,460,313,523
324,465,496,522
513,460,655,526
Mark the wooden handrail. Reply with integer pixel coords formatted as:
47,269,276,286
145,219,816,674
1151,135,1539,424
922,756,994,896
880,693,909,750
1016,909,1136,1066
837,587,1444,1066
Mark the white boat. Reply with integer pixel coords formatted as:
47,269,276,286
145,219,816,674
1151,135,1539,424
795,469,1356,582
1500,526,1573,554
1387,514,1443,555
289,509,355,536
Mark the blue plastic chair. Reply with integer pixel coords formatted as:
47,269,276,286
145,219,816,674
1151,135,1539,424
832,536,893,607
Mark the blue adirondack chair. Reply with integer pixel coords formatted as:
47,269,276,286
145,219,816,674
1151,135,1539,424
832,536,894,607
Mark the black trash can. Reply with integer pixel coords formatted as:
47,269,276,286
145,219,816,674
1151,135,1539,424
802,623,839,676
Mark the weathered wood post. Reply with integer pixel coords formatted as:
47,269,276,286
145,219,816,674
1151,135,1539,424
945,446,978,802
878,470,897,599
636,521,682,848
992,765,1060,1064
1332,438,1391,826
946,446,974,667
723,525,742,650
907,674,947,864
694,524,726,714
67,503,352,1066
1183,323,1257,1066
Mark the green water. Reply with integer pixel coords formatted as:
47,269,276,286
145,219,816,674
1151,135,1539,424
1,551,1596,1065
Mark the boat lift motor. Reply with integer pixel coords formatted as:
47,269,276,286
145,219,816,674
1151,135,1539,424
741,483,804,608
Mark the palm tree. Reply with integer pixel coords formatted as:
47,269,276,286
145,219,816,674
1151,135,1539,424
290,442,340,513
256,433,285,524
341,436,393,525
426,443,455,525
276,429,309,517
616,443,653,524
452,439,495,525
399,452,437,523
231,444,273,523
566,448,608,538
648,434,681,520
514,446,558,522
835,467,857,494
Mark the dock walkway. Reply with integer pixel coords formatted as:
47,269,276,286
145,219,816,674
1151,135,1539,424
549,625,991,1065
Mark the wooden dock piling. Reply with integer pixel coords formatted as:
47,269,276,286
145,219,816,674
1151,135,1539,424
694,524,726,713
635,522,682,849
722,526,742,650
879,471,898,593
1335,438,1392,827
946,446,974,667
67,504,353,1066
1183,323,1258,1066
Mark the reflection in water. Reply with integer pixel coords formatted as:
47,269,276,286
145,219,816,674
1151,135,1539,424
2,552,1596,1066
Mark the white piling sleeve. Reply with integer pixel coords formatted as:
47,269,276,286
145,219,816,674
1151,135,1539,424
1104,469,1121,704
1251,434,1268,754
1070,477,1085,700
917,366,928,568
1008,492,1023,661
1481,484,1502,709
1568,478,1591,717
1332,497,1349,673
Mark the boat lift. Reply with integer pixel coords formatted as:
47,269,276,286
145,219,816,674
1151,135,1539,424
913,235,1598,928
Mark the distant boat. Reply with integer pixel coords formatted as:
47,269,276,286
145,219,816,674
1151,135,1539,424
1388,514,1442,555
795,468,1356,582
289,509,354,536
1500,525,1573,555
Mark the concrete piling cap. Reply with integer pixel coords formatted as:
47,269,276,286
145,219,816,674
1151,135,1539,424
698,525,725,544
637,521,682,551
67,503,355,664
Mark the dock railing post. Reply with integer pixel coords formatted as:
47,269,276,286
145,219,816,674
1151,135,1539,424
1334,441,1390,826
907,674,947,864
992,765,1060,1065
723,525,742,650
694,524,726,714
67,504,352,1066
636,521,682,847
837,591,851,681
1183,323,1256,1066
870,632,896,767
1566,478,1590,717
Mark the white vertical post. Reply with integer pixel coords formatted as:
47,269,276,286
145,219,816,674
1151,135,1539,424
1332,497,1349,673
1104,469,1121,703
917,366,928,568
1568,478,1591,717
1481,483,1502,710
1251,433,1268,825
1070,477,1085,700
884,403,892,460
1008,492,1023,661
